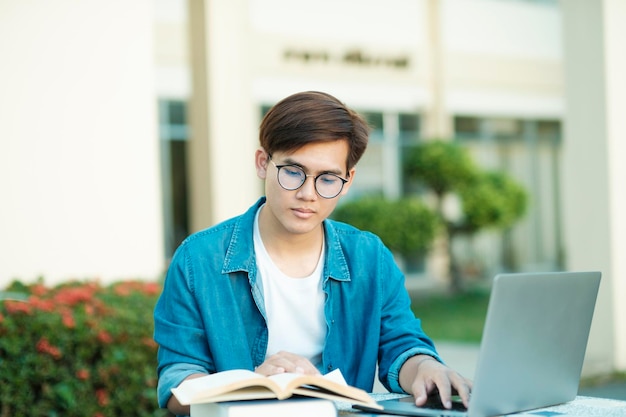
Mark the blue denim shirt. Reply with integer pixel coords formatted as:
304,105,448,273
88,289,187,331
153,197,441,409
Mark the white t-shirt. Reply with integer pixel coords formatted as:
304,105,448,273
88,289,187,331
253,206,327,368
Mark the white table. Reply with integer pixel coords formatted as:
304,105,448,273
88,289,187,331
338,393,626,416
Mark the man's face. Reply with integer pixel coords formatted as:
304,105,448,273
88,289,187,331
256,140,356,238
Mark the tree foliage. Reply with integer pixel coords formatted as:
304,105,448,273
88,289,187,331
460,171,528,232
404,139,528,234
403,139,529,290
404,139,479,197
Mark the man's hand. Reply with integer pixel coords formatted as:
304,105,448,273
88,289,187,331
399,355,472,409
167,372,207,416
255,351,321,376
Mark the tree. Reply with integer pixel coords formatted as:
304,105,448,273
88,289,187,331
403,140,528,292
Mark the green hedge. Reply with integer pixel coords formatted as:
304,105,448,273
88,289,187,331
0,280,168,417
332,196,440,257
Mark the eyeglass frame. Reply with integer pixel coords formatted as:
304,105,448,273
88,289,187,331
267,155,349,199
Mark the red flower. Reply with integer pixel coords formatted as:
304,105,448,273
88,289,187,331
97,330,113,344
113,283,131,296
84,303,95,316
90,299,109,316
29,296,56,312
113,281,161,296
76,368,90,380
96,388,109,406
141,337,158,349
36,337,62,359
61,310,76,328
4,300,32,315
53,286,96,306
141,282,160,295
31,284,48,296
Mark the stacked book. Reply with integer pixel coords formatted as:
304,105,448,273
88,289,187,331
171,368,383,417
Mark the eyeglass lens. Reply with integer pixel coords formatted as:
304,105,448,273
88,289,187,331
276,164,345,199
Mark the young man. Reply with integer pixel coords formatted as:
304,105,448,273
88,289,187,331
153,91,471,416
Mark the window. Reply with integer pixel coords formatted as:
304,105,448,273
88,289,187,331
159,99,190,258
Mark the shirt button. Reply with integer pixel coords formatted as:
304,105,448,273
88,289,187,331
327,364,333,371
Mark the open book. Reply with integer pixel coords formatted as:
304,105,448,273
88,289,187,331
172,368,383,409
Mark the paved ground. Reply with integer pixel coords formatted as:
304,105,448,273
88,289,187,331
579,382,626,400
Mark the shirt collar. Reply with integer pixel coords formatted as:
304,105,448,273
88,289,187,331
222,197,351,283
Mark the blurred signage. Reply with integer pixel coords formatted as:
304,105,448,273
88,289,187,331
284,48,409,69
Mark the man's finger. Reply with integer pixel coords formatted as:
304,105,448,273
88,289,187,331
433,374,453,409
453,376,472,407
412,380,429,406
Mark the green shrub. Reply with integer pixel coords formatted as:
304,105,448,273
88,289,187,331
0,279,167,417
332,196,440,256
460,170,528,232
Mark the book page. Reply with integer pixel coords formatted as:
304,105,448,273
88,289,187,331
172,370,280,405
269,369,380,408
321,369,348,385
191,387,278,403
171,368,380,408
291,386,381,408
263,369,347,395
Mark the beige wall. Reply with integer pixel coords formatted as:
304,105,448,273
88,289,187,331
186,0,261,231
0,0,164,285
603,0,626,373
561,0,626,374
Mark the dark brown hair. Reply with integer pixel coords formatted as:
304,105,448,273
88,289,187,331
259,91,370,170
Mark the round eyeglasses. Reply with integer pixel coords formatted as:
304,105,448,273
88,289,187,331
269,158,348,199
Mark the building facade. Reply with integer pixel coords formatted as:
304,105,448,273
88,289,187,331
162,0,566,282
1,0,624,376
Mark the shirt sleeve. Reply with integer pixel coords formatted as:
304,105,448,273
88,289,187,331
386,347,444,394
156,362,207,408
153,244,214,407
375,243,443,392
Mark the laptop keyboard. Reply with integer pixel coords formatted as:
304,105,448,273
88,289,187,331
422,397,468,412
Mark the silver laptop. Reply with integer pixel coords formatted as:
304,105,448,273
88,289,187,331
354,271,601,417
